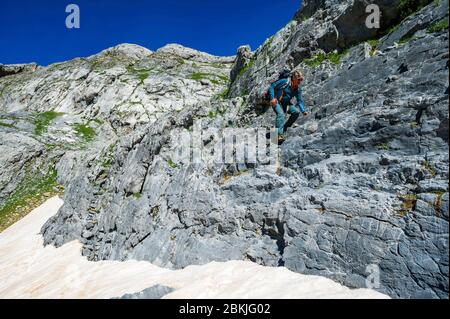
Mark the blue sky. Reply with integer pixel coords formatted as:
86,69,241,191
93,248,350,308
0,0,302,66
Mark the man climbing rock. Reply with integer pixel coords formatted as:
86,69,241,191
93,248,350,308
268,69,309,143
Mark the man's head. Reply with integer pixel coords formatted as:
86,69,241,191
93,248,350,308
290,70,304,88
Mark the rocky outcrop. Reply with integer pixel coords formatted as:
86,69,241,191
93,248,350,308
229,45,253,84
0,43,233,212
1,0,448,299
0,63,38,78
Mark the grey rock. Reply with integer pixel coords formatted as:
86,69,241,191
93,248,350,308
379,0,449,50
230,45,253,84
0,63,38,78
113,285,175,299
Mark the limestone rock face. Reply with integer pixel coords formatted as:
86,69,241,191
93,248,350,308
1,0,448,299
230,45,253,84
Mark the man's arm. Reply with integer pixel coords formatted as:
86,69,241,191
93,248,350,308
296,86,307,114
268,81,276,101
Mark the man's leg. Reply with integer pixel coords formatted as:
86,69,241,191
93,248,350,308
273,103,286,136
284,105,300,132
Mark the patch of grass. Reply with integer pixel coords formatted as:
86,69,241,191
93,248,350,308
132,193,142,199
431,191,446,215
216,106,227,117
90,59,102,70
303,50,348,67
167,159,178,169
210,62,224,68
217,87,230,100
0,84,8,99
237,58,255,79
209,110,217,118
266,35,275,47
101,156,113,169
190,72,229,85
427,19,449,33
303,52,328,66
137,72,149,82
176,57,186,65
376,143,390,151
33,111,64,135
239,88,249,97
397,193,417,217
260,35,275,55
328,50,347,64
127,65,150,83
410,121,419,128
422,160,437,177
73,123,96,143
0,166,62,232
100,144,115,169
218,74,229,82
191,72,207,81
0,121,15,128
367,39,379,56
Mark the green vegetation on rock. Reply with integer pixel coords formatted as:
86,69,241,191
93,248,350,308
367,39,379,56
376,143,390,151
0,165,62,232
303,50,348,67
208,110,217,118
73,123,96,143
422,160,437,176
132,193,142,199
190,72,207,81
237,58,255,79
190,72,229,84
127,65,151,83
397,193,418,217
217,87,230,100
167,159,178,169
33,111,64,135
0,121,15,129
427,19,449,33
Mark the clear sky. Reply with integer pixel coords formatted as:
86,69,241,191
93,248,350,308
0,0,302,66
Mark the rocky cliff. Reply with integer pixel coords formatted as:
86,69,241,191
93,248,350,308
0,0,448,299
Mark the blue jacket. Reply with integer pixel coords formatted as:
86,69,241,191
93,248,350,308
268,78,305,113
